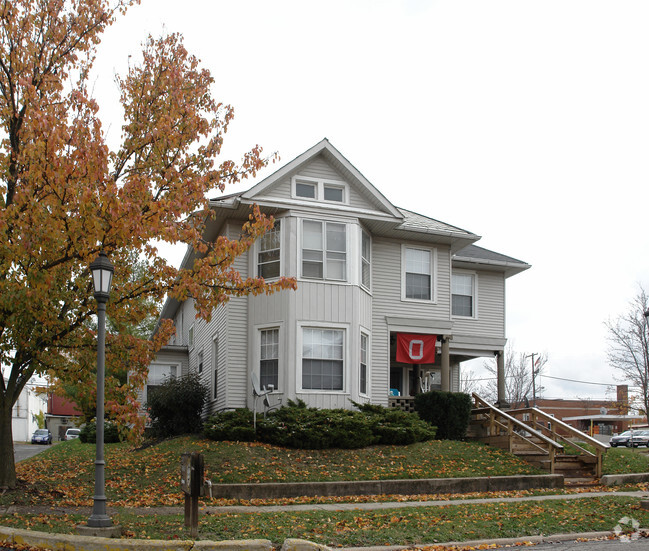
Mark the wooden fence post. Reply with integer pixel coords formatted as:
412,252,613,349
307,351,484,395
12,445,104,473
181,452,204,538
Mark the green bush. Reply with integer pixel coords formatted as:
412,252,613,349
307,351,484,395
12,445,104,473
79,421,120,443
354,402,437,445
258,403,377,449
203,409,256,442
414,390,472,440
146,373,208,438
204,399,436,449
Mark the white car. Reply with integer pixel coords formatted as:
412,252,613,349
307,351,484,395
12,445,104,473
65,428,81,440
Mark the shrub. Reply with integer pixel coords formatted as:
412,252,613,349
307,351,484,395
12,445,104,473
414,390,472,440
79,421,120,443
204,399,436,449
354,402,437,445
146,373,208,438
204,409,256,442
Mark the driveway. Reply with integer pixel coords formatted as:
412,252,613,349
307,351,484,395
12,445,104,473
13,442,55,463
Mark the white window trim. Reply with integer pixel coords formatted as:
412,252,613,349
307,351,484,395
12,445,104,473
299,218,350,283
297,321,349,394
212,333,219,401
253,322,284,393
401,245,438,303
360,228,371,292
359,329,370,397
145,362,180,404
254,218,283,280
451,270,478,319
197,349,204,374
188,324,194,349
291,175,349,204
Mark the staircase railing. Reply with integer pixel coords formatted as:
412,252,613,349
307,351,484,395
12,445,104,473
507,406,609,478
471,393,564,473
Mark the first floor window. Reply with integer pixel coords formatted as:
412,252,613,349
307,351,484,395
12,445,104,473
360,333,368,395
302,328,344,390
260,328,279,390
452,273,475,317
146,364,177,403
212,337,219,400
197,350,204,374
404,247,432,300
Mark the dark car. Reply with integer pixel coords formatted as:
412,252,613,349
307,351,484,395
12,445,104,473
31,428,52,445
610,430,634,447
627,430,649,447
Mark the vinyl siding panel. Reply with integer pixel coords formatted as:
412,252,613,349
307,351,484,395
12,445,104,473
226,222,250,409
452,270,505,339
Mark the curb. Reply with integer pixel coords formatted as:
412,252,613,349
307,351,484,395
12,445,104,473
0,525,632,551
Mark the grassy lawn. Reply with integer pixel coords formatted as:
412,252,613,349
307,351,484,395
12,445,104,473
1,496,647,546
3,438,649,545
3,436,541,508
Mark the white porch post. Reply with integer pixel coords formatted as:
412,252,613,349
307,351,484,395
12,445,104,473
495,350,510,408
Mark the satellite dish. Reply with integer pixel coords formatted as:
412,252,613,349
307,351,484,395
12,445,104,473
600,407,608,415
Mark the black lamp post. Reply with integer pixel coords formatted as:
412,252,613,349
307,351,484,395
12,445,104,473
87,251,114,529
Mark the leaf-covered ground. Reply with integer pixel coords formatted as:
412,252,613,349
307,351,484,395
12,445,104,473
5,436,541,508
1,497,648,546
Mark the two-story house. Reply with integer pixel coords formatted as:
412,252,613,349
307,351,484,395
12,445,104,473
147,139,529,414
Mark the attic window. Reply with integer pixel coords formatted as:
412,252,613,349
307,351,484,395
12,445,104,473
295,181,316,199
292,176,348,204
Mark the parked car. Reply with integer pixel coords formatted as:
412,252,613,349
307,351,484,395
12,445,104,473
31,429,52,445
627,430,649,448
64,428,81,441
609,430,634,447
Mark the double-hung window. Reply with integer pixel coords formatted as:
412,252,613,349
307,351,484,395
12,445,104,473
452,272,476,317
403,246,434,301
257,220,281,279
302,220,347,281
146,364,177,403
361,230,371,290
360,333,369,395
260,328,279,390
302,328,344,391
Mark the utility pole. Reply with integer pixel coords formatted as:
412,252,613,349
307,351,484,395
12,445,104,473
526,353,539,407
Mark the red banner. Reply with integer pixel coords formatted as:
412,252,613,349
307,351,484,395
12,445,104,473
396,333,437,364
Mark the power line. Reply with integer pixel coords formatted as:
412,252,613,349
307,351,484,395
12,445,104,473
541,375,623,387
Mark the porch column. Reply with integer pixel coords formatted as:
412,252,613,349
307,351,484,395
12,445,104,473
441,336,450,392
495,350,510,409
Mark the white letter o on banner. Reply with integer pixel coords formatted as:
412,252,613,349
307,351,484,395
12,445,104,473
409,340,424,360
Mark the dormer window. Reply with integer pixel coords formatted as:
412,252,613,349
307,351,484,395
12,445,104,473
292,176,348,204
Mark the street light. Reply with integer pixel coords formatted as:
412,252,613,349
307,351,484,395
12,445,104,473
86,251,115,530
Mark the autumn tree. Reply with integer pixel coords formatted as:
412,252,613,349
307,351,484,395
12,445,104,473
606,286,649,417
482,344,548,408
0,0,295,489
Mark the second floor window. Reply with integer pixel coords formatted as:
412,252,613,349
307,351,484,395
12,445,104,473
257,220,281,279
302,220,347,281
361,230,371,289
404,246,433,301
452,273,475,317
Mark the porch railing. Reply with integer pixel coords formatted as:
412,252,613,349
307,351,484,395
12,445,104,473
471,393,563,473
507,405,608,478
388,396,415,413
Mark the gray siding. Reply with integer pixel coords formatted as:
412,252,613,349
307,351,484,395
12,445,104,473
452,270,506,339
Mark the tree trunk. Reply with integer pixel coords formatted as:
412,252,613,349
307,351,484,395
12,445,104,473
0,400,16,489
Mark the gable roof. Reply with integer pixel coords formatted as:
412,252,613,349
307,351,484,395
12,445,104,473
241,138,404,220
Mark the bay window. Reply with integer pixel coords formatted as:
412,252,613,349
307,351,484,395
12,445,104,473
301,220,347,281
257,220,281,279
260,328,279,390
302,328,344,391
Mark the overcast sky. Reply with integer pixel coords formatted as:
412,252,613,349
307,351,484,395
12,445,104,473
90,0,649,401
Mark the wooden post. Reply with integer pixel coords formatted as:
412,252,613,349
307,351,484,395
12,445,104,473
181,452,204,538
